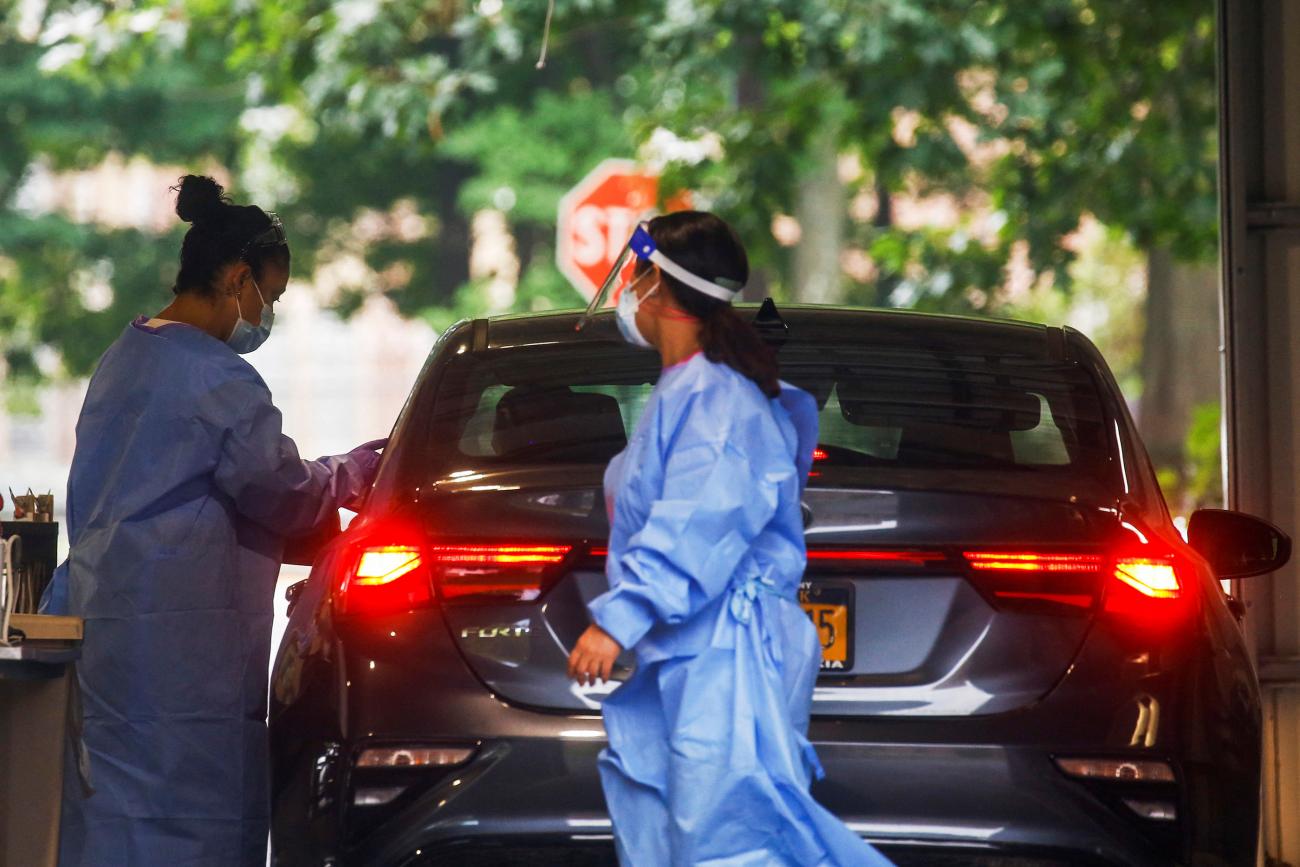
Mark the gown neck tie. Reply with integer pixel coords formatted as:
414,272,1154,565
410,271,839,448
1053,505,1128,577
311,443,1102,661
729,571,782,625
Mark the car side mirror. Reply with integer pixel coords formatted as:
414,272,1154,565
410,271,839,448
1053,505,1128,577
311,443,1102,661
1187,509,1292,580
283,512,342,568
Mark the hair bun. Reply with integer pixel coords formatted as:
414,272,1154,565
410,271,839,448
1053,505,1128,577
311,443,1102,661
173,175,229,224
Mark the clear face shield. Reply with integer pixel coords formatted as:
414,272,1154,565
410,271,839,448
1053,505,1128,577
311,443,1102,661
239,211,287,260
575,223,742,331
575,224,658,331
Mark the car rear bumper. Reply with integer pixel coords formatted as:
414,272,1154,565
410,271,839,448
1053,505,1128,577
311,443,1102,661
397,841,1107,867
325,736,1174,867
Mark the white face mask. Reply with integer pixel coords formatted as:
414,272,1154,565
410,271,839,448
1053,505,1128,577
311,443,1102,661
615,273,657,349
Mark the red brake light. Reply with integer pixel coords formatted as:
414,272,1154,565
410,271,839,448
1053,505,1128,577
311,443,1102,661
1098,517,1191,619
1111,557,1181,599
429,544,573,601
962,550,1104,610
337,538,434,615
960,536,1191,620
428,544,569,566
1104,553,1187,619
812,447,829,462
965,552,1105,573
355,546,423,586
808,549,946,566
335,535,575,615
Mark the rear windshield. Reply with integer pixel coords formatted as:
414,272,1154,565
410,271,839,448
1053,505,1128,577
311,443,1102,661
415,338,1118,491
783,345,1107,472
426,345,660,467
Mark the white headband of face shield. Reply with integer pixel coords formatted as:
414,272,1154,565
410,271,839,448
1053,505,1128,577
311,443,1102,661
633,242,742,303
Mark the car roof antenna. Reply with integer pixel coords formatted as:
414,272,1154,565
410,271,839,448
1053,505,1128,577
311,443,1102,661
752,298,789,348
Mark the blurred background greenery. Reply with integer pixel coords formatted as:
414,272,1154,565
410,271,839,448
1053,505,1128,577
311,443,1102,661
0,0,1222,516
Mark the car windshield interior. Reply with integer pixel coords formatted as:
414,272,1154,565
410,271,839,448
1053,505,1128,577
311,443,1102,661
423,340,1116,484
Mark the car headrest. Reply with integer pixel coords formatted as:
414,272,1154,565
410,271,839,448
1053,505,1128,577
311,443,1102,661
492,387,628,461
894,421,1016,465
836,375,1042,432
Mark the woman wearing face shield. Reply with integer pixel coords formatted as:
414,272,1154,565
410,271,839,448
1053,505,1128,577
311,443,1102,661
567,212,892,865
40,175,387,867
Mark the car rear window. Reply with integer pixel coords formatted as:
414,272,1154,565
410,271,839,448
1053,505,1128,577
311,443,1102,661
425,344,660,468
781,346,1107,472
416,337,1117,489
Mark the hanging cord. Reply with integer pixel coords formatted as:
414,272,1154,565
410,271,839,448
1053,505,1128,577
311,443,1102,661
1,535,19,646
536,0,555,69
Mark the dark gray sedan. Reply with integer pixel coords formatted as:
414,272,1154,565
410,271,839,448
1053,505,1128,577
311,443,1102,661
271,305,1287,866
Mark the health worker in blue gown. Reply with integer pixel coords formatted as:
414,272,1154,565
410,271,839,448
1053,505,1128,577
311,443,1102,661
566,212,893,866
40,175,387,867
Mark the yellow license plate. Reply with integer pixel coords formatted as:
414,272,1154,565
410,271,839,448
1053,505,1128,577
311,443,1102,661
799,582,855,672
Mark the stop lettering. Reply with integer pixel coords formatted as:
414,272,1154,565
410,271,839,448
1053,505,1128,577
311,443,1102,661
556,159,688,301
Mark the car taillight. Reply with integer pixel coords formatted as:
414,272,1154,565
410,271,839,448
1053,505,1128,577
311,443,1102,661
335,536,576,615
959,537,1191,619
336,540,434,616
1104,553,1187,618
808,549,947,567
428,544,572,601
965,552,1105,573
962,550,1104,610
355,547,423,586
1111,557,1181,598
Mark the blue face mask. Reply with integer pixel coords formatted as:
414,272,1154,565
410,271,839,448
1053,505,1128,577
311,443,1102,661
226,279,274,355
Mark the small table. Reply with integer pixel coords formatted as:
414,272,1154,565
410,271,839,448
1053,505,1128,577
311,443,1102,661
0,615,83,867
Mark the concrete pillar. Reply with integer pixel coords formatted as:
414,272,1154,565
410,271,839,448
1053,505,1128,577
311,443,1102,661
1219,2,1300,863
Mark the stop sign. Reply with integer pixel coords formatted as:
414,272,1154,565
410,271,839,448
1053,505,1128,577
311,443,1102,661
556,159,687,301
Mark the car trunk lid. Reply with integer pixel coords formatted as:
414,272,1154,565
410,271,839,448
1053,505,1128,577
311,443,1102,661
362,471,1123,716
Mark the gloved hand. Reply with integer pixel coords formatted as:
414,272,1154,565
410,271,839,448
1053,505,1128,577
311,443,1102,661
350,438,388,482
333,438,388,511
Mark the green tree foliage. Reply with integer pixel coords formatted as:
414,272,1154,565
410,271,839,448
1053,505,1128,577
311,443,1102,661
3,0,1216,389
635,0,1216,307
985,1,1218,265
1181,400,1224,510
0,8,247,389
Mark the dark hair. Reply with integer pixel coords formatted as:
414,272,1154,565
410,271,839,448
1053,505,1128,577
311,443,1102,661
643,211,780,398
170,175,289,296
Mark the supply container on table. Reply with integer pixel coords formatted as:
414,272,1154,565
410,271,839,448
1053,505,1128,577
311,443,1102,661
1,522,59,614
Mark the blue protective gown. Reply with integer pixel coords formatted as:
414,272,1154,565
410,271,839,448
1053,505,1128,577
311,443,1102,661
590,354,893,866
40,318,381,867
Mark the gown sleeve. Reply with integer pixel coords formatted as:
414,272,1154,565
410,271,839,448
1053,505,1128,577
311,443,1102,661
776,382,819,494
589,386,786,650
207,373,379,536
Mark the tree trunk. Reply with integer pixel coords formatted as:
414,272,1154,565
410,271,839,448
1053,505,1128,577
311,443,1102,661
873,179,898,307
1137,246,1221,509
736,53,770,304
793,123,845,304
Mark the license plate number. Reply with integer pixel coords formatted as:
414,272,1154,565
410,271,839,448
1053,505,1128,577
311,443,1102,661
799,582,854,672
